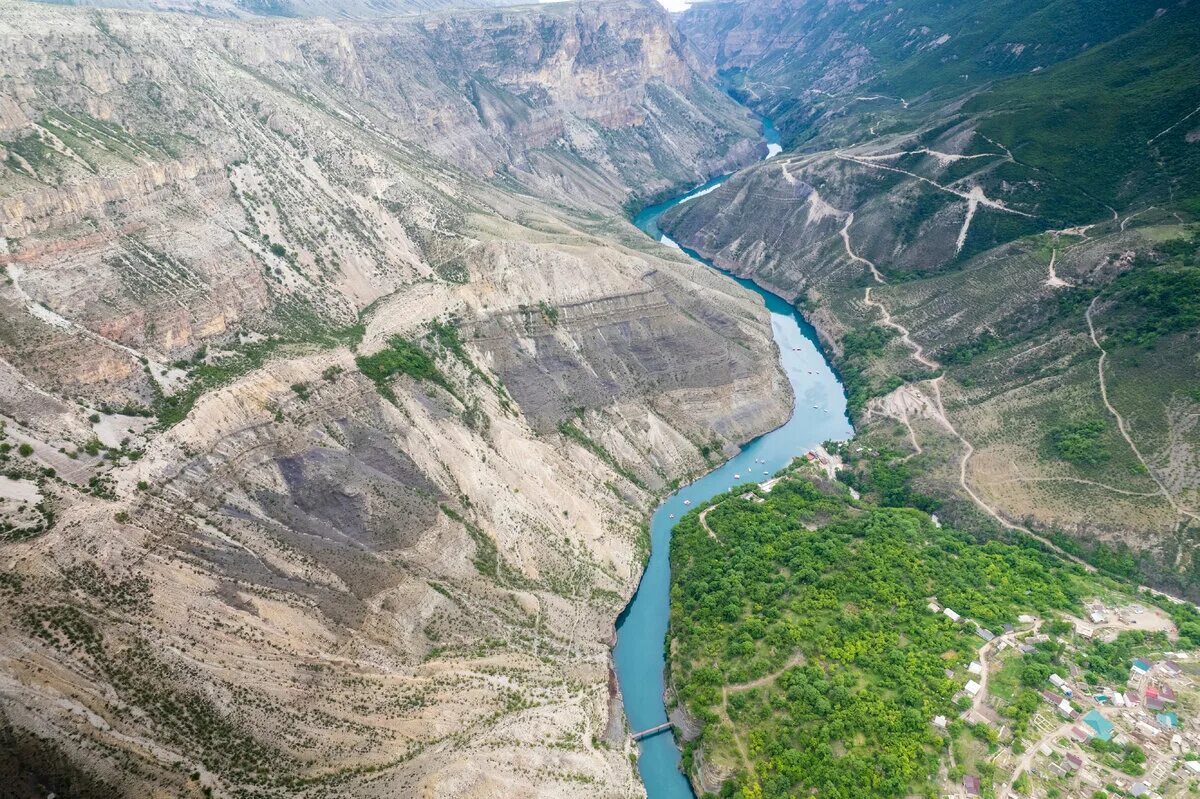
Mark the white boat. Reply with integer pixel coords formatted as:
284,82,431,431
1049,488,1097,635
683,500,691,506
669,513,675,519
734,473,740,479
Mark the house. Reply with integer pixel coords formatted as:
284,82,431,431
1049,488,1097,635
1040,690,1063,705
1146,685,1159,700
1070,726,1091,742
1136,721,1161,738
1083,709,1114,742
976,627,995,642
1076,623,1095,639
1065,753,1083,771
963,774,981,797
1147,696,1165,711
1018,614,1036,624
964,679,981,697
1058,699,1074,717
1131,783,1150,798
1161,685,1177,703
1184,760,1200,774
968,661,983,675
1049,673,1071,695
932,715,947,729
1003,623,1015,634
1158,712,1179,729
1126,690,1140,705
1113,692,1127,708
1163,660,1182,676
943,608,962,623
1019,643,1036,654
1090,610,1108,624
1132,658,1152,675
927,601,941,613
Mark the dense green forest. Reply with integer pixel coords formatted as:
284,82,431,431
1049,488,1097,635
668,463,1198,799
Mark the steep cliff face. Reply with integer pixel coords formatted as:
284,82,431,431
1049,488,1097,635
665,0,1200,593
0,1,790,796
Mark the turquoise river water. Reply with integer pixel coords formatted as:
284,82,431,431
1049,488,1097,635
613,120,854,798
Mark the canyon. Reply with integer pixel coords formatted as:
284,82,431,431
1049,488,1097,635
0,1,787,796
1,0,1197,797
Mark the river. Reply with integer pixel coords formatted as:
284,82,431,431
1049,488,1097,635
612,118,854,798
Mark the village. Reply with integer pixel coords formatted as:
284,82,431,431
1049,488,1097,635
929,596,1200,799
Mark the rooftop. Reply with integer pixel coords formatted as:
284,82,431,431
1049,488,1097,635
1082,709,1113,742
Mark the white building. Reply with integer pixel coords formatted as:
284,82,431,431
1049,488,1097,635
965,679,981,697
943,608,962,623
968,661,983,675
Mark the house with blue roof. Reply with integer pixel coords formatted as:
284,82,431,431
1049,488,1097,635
1082,709,1114,742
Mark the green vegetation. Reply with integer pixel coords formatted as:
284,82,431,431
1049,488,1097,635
1077,630,1165,686
968,4,1200,215
1045,419,1111,466
837,325,900,416
355,336,445,402
556,418,644,489
1087,737,1147,777
1100,235,1200,348
441,505,498,577
153,309,363,428
832,443,941,513
670,465,1097,799
943,332,1004,367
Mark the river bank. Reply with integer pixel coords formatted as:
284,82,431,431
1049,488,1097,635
612,116,854,798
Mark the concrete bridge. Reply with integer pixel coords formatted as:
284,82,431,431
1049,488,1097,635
631,721,673,741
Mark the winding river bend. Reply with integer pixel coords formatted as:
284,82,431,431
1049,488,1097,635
613,120,854,798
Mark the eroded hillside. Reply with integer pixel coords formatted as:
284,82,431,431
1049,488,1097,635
0,1,789,796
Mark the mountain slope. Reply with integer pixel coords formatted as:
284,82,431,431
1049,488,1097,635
0,1,790,796
663,0,1200,595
